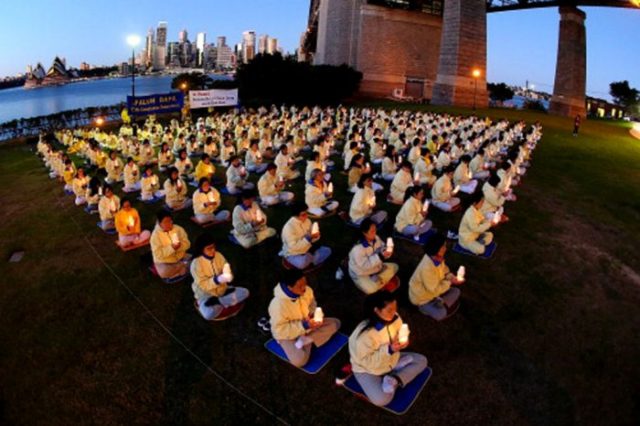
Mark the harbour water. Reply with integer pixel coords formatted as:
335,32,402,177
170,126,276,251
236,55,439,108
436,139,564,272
0,75,228,125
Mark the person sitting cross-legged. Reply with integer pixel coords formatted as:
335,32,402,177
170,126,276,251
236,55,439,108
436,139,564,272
409,232,462,321
348,218,399,295
164,166,192,211
140,166,165,201
348,291,428,407
453,155,478,194
114,197,151,248
388,161,415,205
192,178,230,225
431,165,461,212
150,210,192,280
231,190,276,249
258,163,294,206
268,269,341,368
305,169,339,217
349,174,388,226
458,191,495,255
98,185,120,231
225,155,254,195
190,233,250,320
394,186,433,240
280,202,332,270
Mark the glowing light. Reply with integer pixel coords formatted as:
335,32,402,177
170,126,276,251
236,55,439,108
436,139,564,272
127,35,141,47
95,117,105,126
472,69,481,78
632,0,640,7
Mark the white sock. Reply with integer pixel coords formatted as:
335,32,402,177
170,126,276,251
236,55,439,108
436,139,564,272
382,375,398,394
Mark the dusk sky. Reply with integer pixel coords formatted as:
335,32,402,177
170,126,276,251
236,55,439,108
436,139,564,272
1,0,639,99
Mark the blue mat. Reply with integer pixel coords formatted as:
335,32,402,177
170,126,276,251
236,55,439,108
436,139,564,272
97,222,117,235
137,196,162,204
393,228,438,245
342,367,433,415
220,187,232,195
265,332,348,374
84,206,98,214
64,189,74,196
452,241,497,259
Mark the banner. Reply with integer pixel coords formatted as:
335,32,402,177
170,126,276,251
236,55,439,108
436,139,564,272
189,89,239,109
127,92,184,116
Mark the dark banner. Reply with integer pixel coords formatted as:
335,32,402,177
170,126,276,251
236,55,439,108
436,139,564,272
127,92,184,116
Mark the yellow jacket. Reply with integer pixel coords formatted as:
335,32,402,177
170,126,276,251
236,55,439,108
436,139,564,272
281,216,313,257
349,187,375,223
431,175,453,202
381,157,397,176
305,182,329,210
395,196,423,232
158,150,174,167
459,205,492,246
258,172,280,198
106,157,123,180
115,209,141,235
348,166,363,189
124,163,140,187
193,188,221,215
348,236,384,278
268,283,317,341
390,169,413,202
349,316,403,375
63,167,75,185
150,224,190,264
480,182,505,214
409,255,451,306
190,252,229,301
453,163,472,185
164,179,187,208
98,195,120,222
194,161,215,182
141,175,160,197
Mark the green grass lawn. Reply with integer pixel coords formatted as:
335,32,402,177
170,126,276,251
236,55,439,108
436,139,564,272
1,104,639,425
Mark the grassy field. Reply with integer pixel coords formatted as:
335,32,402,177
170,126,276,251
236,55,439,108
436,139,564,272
1,105,639,425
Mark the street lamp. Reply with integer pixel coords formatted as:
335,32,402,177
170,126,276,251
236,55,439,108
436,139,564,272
472,68,481,110
126,35,141,100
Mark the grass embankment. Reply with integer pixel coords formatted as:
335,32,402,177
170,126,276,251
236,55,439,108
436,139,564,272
0,105,639,425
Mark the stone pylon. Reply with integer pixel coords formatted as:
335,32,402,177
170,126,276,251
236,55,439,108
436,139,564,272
549,6,587,118
431,0,488,109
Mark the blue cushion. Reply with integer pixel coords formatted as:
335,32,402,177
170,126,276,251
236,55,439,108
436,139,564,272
265,332,348,374
342,367,432,415
452,241,497,259
393,228,438,245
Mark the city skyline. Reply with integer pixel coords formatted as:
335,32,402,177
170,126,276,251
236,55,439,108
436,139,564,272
0,0,639,99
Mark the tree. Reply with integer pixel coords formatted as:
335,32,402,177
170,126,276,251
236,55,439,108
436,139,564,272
487,82,514,105
609,80,639,112
171,72,214,91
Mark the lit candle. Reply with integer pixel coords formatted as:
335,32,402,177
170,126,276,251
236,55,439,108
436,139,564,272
177,179,183,189
414,172,420,182
240,166,247,175
152,176,158,186
221,262,233,282
207,191,215,203
110,199,117,212
385,237,394,256
313,307,324,323
453,185,460,195
327,182,333,194
422,199,430,213
98,187,103,196
493,207,503,224
311,222,319,235
255,209,264,222
397,155,402,164
170,231,180,246
456,266,466,282
398,323,410,345
127,215,135,227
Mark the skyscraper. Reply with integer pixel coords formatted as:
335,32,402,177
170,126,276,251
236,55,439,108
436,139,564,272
196,32,206,67
258,35,268,55
267,37,279,55
179,29,188,43
216,37,233,69
242,30,256,64
154,21,168,70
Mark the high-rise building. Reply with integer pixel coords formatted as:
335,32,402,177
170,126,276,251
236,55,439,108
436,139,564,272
258,35,268,55
145,28,154,67
80,62,91,71
154,21,168,70
215,37,233,69
168,42,181,67
242,30,256,64
196,32,206,67
267,37,278,55
178,29,188,43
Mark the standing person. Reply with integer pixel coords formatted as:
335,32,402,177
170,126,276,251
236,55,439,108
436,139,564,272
150,210,191,280
573,114,581,137
408,233,462,321
280,203,332,270
190,234,250,320
268,269,341,368
348,291,428,407
114,198,151,248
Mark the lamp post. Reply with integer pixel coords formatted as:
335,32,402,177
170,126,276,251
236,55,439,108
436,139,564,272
472,68,481,110
126,34,141,101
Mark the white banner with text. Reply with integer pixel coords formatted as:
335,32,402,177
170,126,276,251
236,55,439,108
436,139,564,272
189,89,239,109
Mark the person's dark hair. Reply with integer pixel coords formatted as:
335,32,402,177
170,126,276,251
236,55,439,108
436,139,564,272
460,154,471,164
469,190,484,205
360,291,398,334
266,162,277,172
103,184,114,194
385,145,395,158
156,210,172,222
291,202,308,217
359,217,375,235
443,164,456,174
120,196,132,207
167,166,179,182
198,177,210,190
424,232,446,257
201,153,210,161
281,268,304,288
310,151,320,162
349,153,364,169
499,161,510,171
88,177,102,196
357,173,372,189
488,173,501,187
240,189,257,201
404,185,423,202
400,160,413,171
126,156,134,163
193,233,216,257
